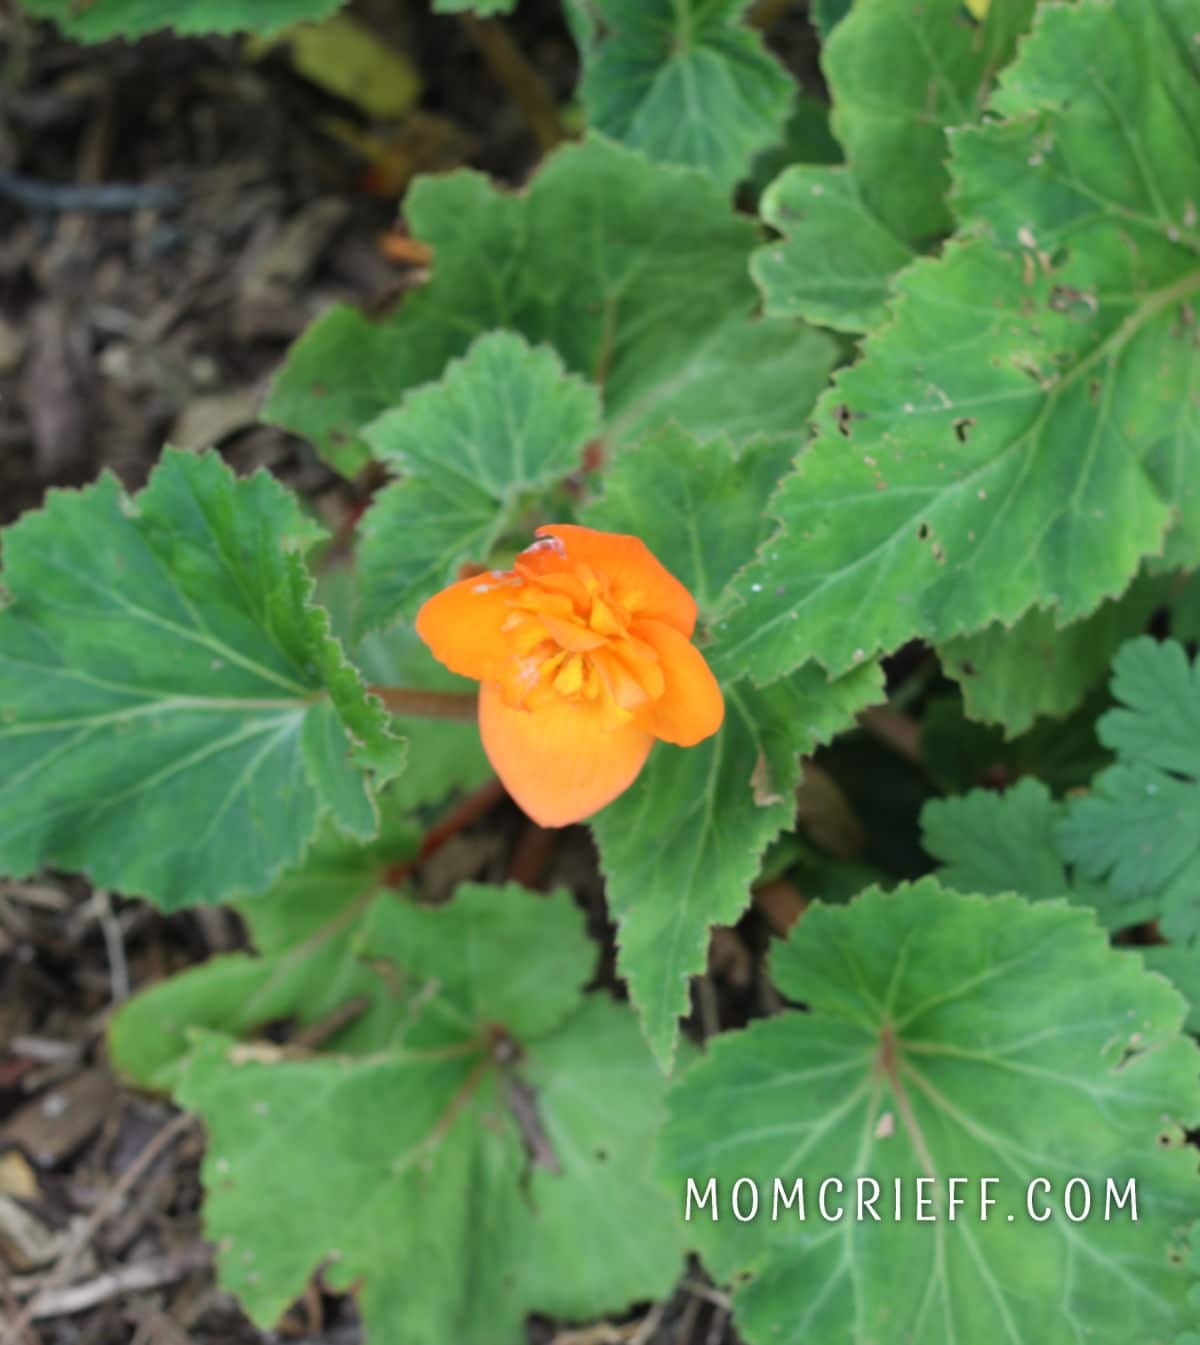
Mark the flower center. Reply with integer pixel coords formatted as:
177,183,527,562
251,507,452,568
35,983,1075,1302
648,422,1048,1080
492,553,664,722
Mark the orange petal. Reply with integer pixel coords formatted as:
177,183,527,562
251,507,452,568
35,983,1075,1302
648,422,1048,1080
415,572,524,680
636,619,725,747
534,524,697,637
479,680,654,826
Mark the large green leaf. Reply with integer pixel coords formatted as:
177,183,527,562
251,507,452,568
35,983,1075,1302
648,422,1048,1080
659,880,1200,1345
20,0,345,38
1058,638,1200,941
714,0,1200,685
566,0,793,190
583,428,883,1068
0,450,403,909
264,135,835,476
356,332,601,629
164,885,684,1344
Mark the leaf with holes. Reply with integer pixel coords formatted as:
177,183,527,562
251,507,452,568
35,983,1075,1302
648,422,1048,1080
19,0,346,38
565,0,793,190
714,0,1200,685
1058,637,1200,942
582,427,884,1068
264,135,836,476
659,880,1200,1345
355,332,601,630
0,450,404,909
165,885,684,1344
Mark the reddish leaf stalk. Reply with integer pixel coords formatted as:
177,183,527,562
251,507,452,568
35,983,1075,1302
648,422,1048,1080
369,686,478,720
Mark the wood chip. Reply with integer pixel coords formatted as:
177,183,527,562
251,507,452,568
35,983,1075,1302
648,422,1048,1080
2,1069,118,1168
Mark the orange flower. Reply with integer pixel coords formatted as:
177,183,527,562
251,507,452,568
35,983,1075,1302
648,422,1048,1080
416,524,724,827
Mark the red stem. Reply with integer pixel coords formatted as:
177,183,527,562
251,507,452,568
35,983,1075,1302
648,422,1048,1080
369,686,478,720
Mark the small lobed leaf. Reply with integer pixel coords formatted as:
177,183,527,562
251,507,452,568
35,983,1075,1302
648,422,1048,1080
714,0,1200,686
356,331,601,628
923,766,1198,1033
920,777,1147,931
0,450,403,910
20,0,346,39
659,880,1200,1345
264,135,836,476
566,0,794,190
1057,637,1200,938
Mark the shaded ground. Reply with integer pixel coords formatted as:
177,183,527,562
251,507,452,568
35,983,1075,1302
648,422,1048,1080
0,3,827,1340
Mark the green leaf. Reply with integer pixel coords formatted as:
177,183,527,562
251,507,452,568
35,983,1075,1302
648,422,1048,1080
713,0,1200,685
364,880,596,1045
923,773,1200,1026
751,0,1038,334
167,885,683,1344
593,663,882,1071
810,0,852,40
752,166,915,333
920,688,1112,798
938,572,1170,737
583,426,795,617
0,450,403,909
580,425,882,1068
109,811,420,1087
317,565,490,813
432,0,515,12
20,0,346,39
264,135,836,476
1058,638,1200,941
921,777,1148,931
659,880,1200,1345
823,0,1038,244
566,0,793,189
356,332,601,629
